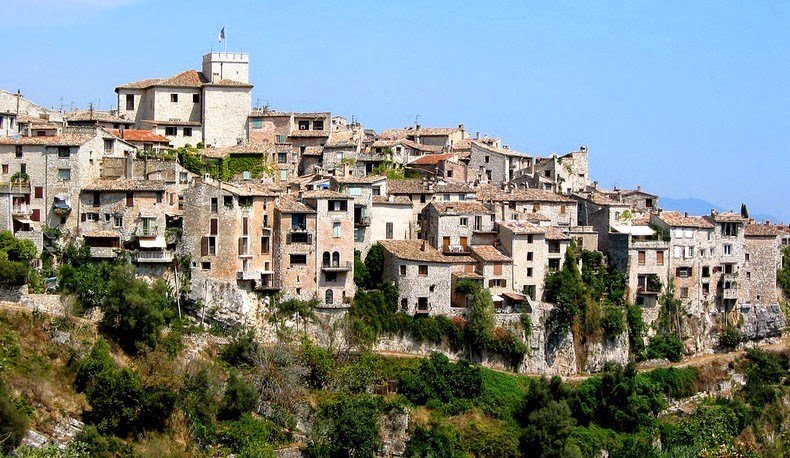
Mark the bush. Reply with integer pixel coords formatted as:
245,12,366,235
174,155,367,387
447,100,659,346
73,425,130,457
398,353,482,407
180,365,221,442
626,305,646,358
601,306,626,338
646,333,684,362
220,330,259,368
467,288,495,349
405,421,465,458
522,400,577,458
74,339,115,392
0,377,28,454
363,243,385,289
219,372,258,421
318,394,383,458
718,325,744,350
641,367,698,399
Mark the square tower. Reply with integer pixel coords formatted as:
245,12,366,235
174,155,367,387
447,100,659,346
202,52,249,83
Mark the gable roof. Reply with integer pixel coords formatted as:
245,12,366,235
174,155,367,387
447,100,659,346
656,211,715,229
409,153,454,165
469,245,512,263
428,201,492,215
83,178,165,192
107,129,170,144
379,240,451,263
117,70,251,90
478,186,575,204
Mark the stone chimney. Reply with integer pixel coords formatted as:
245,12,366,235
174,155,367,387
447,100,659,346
684,212,689,217
476,131,480,140
636,185,641,191
458,123,464,131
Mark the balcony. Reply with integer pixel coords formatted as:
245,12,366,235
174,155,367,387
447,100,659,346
290,224,308,232
630,239,670,249
237,270,261,281
721,272,738,282
134,251,173,263
90,246,118,258
443,245,469,254
0,183,30,195
254,278,282,291
12,204,32,216
135,226,158,237
722,288,738,300
322,261,352,272
636,284,661,295
355,216,371,227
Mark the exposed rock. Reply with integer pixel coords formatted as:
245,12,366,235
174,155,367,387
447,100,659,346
21,430,48,448
739,303,786,340
379,407,410,457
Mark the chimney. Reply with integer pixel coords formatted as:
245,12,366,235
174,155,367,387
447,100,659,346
684,212,688,217
636,185,641,191
415,124,421,130
458,123,464,131
421,240,428,251
476,131,480,140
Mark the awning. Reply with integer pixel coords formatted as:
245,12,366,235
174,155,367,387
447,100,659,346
53,193,71,209
139,236,166,248
491,294,504,302
502,291,527,302
611,223,655,236
13,215,32,224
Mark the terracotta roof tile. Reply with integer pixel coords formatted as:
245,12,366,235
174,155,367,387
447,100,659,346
745,224,781,237
409,153,454,165
469,245,512,262
387,179,430,195
478,186,575,204
107,129,170,143
373,195,411,205
380,126,463,139
656,211,715,229
706,212,748,223
276,195,316,213
379,240,452,263
302,190,352,199
83,178,165,192
429,201,492,215
0,133,94,146
200,141,273,159
65,110,134,124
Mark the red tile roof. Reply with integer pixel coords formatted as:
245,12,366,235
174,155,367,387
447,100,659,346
107,129,170,144
409,153,454,165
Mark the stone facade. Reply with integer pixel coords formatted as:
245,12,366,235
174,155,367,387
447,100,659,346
380,240,453,316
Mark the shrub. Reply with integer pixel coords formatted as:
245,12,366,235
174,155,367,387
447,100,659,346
641,367,698,399
318,394,383,458
74,339,115,392
626,305,646,358
180,365,221,442
398,353,482,407
363,243,385,289
219,413,284,457
219,372,258,421
0,377,28,454
718,325,744,351
601,306,626,338
73,425,130,458
522,400,577,458
220,330,259,368
467,288,495,349
646,333,685,362
405,421,464,458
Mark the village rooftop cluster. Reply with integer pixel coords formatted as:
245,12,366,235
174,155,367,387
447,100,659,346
0,51,787,326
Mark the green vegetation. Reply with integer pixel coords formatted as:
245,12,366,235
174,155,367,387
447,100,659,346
778,246,790,300
174,145,275,181
0,377,28,454
0,231,37,287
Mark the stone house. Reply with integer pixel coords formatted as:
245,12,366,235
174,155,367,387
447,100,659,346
497,221,570,301
0,128,133,235
380,239,453,316
369,195,413,247
467,245,525,311
533,148,590,194
321,128,364,174
64,110,135,130
379,124,469,150
572,190,633,252
387,178,476,237
0,89,63,138
467,140,533,185
116,52,252,148
79,178,169,263
335,174,387,256
182,180,281,303
609,224,671,307
106,129,170,152
422,201,496,254
703,211,749,311
478,186,578,226
601,185,659,214
408,153,467,182
744,223,781,305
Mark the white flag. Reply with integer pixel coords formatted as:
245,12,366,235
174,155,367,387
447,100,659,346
218,27,226,43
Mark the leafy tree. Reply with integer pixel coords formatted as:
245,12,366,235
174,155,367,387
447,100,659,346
626,305,646,358
354,249,369,288
180,364,221,442
0,231,37,263
404,421,464,458
299,339,333,389
544,243,585,333
467,288,495,350
778,246,790,300
221,330,260,368
601,306,626,338
740,203,749,218
398,352,482,407
321,394,383,458
522,400,577,458
0,377,28,454
75,339,115,392
100,264,172,354
646,333,685,362
219,372,259,421
363,243,385,289
269,296,318,334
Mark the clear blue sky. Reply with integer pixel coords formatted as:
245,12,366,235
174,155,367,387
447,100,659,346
2,1,788,220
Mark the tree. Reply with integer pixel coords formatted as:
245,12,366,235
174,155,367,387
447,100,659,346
740,203,749,219
467,288,495,350
405,421,464,458
0,378,28,454
321,394,383,457
363,243,385,289
100,264,172,354
354,250,369,288
269,297,318,334
522,401,577,458
219,372,259,421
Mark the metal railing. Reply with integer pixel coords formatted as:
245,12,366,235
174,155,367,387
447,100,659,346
135,251,173,262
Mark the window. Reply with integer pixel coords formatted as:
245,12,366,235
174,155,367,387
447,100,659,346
92,192,100,206
58,146,70,158
419,194,426,203
82,212,99,221
656,251,664,265
224,195,234,208
723,244,732,256
328,200,348,211
459,217,468,227
261,236,270,254
58,168,71,181
165,126,177,136
702,283,710,295
745,253,750,262
324,289,334,304
1,164,7,174
721,223,738,237
242,217,249,235
238,237,249,255
527,252,533,261
113,215,123,227
125,94,134,110
298,120,310,130
646,198,653,208
313,120,324,130
31,209,40,222
548,259,560,272
489,279,506,288
278,152,287,163
484,155,490,163
276,134,287,143
417,297,429,312
527,234,533,243
674,246,682,258
493,263,502,275
372,186,381,196
560,205,567,214
201,261,211,270
15,146,22,158
702,266,710,277
638,251,646,266
399,265,407,276
684,246,694,259
251,119,262,128
527,267,533,277
20,163,26,174
400,298,408,310
183,127,192,137
333,222,341,237
209,218,218,235
125,192,134,207
170,94,178,102
418,265,428,276
104,139,113,153
680,287,689,298
192,93,200,103
533,203,541,212
290,254,307,265
676,267,692,278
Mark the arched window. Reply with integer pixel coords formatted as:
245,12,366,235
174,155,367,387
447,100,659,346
332,251,340,267
322,251,330,267
325,289,334,304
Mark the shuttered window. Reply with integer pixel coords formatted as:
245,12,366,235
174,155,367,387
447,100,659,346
210,218,218,235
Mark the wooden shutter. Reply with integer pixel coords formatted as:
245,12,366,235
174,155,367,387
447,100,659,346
493,263,502,275
80,213,87,222
126,192,134,207
238,238,244,255
242,217,248,235
31,209,40,222
201,237,209,256
210,218,218,235
34,187,43,198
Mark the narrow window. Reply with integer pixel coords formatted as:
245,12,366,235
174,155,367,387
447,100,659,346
125,192,134,207
171,93,178,102
193,93,200,103
125,94,134,110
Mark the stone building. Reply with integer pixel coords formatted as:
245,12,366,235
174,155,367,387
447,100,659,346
0,89,63,137
379,125,469,150
116,52,252,148
497,221,570,301
467,140,533,185
369,195,413,246
478,186,578,226
533,148,590,194
573,190,633,252
335,174,387,255
64,110,135,130
387,178,476,237
468,245,525,311
78,178,169,263
321,128,364,174
380,239,454,316
601,185,659,214
609,224,671,307
106,129,171,152
0,128,133,235
744,223,781,305
422,201,496,254
408,153,467,182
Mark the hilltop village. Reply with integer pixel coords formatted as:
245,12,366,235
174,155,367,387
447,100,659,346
0,51,787,375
